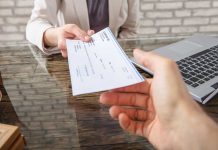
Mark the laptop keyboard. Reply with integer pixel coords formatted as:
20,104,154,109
177,45,218,88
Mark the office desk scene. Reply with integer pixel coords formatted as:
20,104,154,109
0,38,217,149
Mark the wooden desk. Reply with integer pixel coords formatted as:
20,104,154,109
0,39,217,149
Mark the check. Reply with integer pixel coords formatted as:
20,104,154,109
66,27,144,96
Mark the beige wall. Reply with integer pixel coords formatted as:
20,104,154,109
0,0,218,44
140,0,218,38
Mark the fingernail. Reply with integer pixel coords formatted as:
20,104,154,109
84,36,90,41
133,49,139,55
134,49,140,52
90,30,95,34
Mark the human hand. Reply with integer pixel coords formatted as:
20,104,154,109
43,24,95,57
100,49,218,149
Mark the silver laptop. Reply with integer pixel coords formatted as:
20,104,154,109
130,35,218,104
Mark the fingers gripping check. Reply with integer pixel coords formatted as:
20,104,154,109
65,24,91,41
112,81,150,94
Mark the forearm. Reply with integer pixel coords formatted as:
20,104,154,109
26,20,54,51
26,0,60,50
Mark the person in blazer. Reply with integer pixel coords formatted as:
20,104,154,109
26,0,139,57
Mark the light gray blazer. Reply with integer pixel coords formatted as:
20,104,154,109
26,0,139,55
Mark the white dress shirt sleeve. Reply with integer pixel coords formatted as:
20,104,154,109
26,0,61,55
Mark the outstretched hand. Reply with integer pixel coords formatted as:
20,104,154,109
43,24,95,57
100,49,218,150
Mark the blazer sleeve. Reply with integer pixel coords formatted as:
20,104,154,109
26,0,60,55
118,0,140,39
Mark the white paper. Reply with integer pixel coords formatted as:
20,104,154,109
67,27,144,95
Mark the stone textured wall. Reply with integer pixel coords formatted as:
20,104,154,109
140,0,218,38
0,0,33,43
0,0,218,43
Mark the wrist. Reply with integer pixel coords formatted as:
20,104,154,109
43,27,59,47
171,101,218,150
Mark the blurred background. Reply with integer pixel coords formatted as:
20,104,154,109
0,0,218,44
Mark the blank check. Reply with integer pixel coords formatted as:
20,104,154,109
66,27,144,96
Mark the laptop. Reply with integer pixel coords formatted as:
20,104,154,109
130,35,218,104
